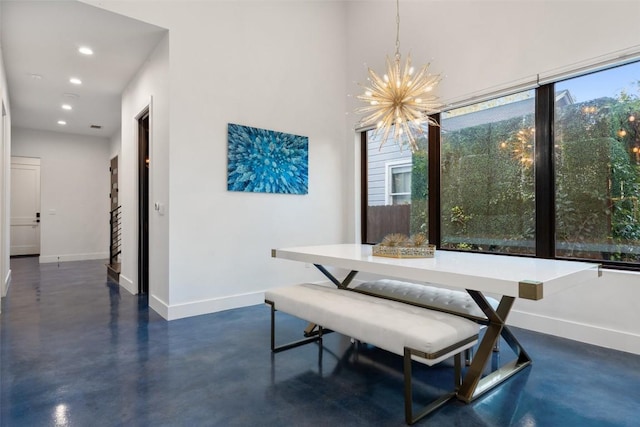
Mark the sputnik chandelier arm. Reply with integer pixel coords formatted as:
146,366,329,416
356,0,442,153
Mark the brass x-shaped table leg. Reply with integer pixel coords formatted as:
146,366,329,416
457,290,532,402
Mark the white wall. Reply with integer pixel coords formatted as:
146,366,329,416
11,128,111,263
118,32,170,311
167,1,348,318
346,0,640,109
109,128,121,160
89,1,350,320
0,30,12,300
511,269,640,354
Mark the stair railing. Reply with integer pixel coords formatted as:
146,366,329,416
110,206,122,266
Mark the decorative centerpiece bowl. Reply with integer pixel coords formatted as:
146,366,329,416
372,233,435,258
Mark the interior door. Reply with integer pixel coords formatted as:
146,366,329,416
10,157,41,256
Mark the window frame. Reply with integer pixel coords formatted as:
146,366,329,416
385,159,412,205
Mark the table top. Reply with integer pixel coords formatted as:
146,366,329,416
272,244,601,299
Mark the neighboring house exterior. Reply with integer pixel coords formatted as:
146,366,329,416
367,134,413,206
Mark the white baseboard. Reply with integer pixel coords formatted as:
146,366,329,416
508,309,640,355
119,274,136,295
149,294,169,319
2,268,11,297
117,280,264,322
164,291,264,321
39,252,109,263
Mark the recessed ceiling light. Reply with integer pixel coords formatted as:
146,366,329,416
57,120,67,125
69,77,82,85
62,104,72,111
78,46,94,55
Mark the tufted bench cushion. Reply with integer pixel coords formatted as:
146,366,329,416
349,279,499,322
266,283,479,365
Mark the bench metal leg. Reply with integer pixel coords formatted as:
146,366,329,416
302,322,335,338
267,301,323,353
404,347,461,425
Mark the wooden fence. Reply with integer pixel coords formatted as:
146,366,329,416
366,204,410,243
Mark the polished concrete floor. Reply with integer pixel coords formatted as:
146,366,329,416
1,257,639,426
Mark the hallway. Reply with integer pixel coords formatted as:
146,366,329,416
1,257,639,426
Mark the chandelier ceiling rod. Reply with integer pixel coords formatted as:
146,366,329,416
395,0,401,59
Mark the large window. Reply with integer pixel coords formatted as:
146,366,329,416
440,91,536,255
361,59,640,269
554,62,640,263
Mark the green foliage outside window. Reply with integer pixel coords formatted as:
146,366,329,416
410,138,428,236
556,93,640,262
430,89,640,262
439,114,536,254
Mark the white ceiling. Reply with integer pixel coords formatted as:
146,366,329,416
1,0,167,138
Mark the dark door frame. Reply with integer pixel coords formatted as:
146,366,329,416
137,109,150,296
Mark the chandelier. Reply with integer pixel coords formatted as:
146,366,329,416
357,0,442,153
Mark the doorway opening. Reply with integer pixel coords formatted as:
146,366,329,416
138,110,149,296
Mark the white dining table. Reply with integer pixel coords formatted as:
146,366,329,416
272,243,601,402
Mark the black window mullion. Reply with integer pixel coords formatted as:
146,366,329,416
535,84,555,259
428,113,441,248
360,131,369,243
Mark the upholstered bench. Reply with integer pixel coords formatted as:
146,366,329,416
265,283,480,424
349,279,500,322
349,279,501,362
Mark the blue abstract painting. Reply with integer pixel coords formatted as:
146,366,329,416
227,123,309,194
